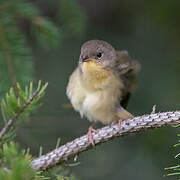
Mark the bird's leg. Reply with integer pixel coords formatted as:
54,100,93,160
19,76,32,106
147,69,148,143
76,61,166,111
118,119,123,129
87,123,97,146
111,119,123,129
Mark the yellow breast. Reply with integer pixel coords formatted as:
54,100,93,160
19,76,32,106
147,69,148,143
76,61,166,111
81,61,113,91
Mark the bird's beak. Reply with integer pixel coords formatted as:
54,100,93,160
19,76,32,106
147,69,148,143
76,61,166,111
83,58,91,62
83,57,96,63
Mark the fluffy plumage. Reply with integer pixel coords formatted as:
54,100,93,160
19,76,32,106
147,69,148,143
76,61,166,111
66,40,140,124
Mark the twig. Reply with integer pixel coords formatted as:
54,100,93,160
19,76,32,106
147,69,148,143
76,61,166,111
151,105,156,114
31,111,180,171
0,90,38,140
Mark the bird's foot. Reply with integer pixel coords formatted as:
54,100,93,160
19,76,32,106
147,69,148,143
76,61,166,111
87,125,97,146
111,119,123,128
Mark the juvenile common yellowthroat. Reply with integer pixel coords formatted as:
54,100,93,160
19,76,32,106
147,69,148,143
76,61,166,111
66,40,140,145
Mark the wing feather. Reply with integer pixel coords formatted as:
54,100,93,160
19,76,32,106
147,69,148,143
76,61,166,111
116,50,140,108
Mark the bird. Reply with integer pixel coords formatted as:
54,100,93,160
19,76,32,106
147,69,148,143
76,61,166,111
66,40,140,145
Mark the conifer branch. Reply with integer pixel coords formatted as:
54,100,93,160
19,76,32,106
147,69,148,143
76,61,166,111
31,111,180,171
0,22,17,93
0,90,38,140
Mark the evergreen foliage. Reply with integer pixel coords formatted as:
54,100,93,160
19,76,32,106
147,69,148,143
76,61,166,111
0,0,85,179
0,142,35,180
0,0,86,95
0,81,78,179
59,0,87,37
165,126,180,178
0,142,78,180
0,81,48,145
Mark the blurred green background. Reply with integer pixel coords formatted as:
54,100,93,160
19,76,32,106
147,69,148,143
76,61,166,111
1,0,180,179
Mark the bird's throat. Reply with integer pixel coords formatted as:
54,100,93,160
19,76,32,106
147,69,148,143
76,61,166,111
80,61,113,90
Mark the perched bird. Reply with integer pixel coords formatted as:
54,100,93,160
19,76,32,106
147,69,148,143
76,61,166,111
66,40,140,145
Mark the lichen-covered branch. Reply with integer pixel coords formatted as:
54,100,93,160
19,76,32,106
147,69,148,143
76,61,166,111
31,111,180,171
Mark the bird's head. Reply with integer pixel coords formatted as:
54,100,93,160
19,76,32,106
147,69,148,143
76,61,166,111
79,40,117,71
78,40,119,88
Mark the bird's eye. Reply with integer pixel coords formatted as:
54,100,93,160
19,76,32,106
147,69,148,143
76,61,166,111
97,52,103,59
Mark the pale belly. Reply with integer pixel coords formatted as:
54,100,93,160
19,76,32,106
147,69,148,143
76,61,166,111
81,91,118,124
68,83,120,124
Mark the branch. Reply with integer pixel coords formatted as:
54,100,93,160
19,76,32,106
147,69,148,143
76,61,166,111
31,111,180,171
0,90,38,140
0,21,18,93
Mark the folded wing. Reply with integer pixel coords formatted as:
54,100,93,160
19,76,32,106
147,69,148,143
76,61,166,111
116,50,141,108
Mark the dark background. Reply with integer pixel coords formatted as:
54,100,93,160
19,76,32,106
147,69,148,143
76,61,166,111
18,0,180,179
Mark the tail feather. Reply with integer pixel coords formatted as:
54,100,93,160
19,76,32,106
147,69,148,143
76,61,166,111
116,107,134,120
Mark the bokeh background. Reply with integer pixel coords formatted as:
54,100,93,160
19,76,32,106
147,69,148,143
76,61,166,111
1,0,180,179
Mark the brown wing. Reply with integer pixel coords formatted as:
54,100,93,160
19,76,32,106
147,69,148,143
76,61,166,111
116,50,140,108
